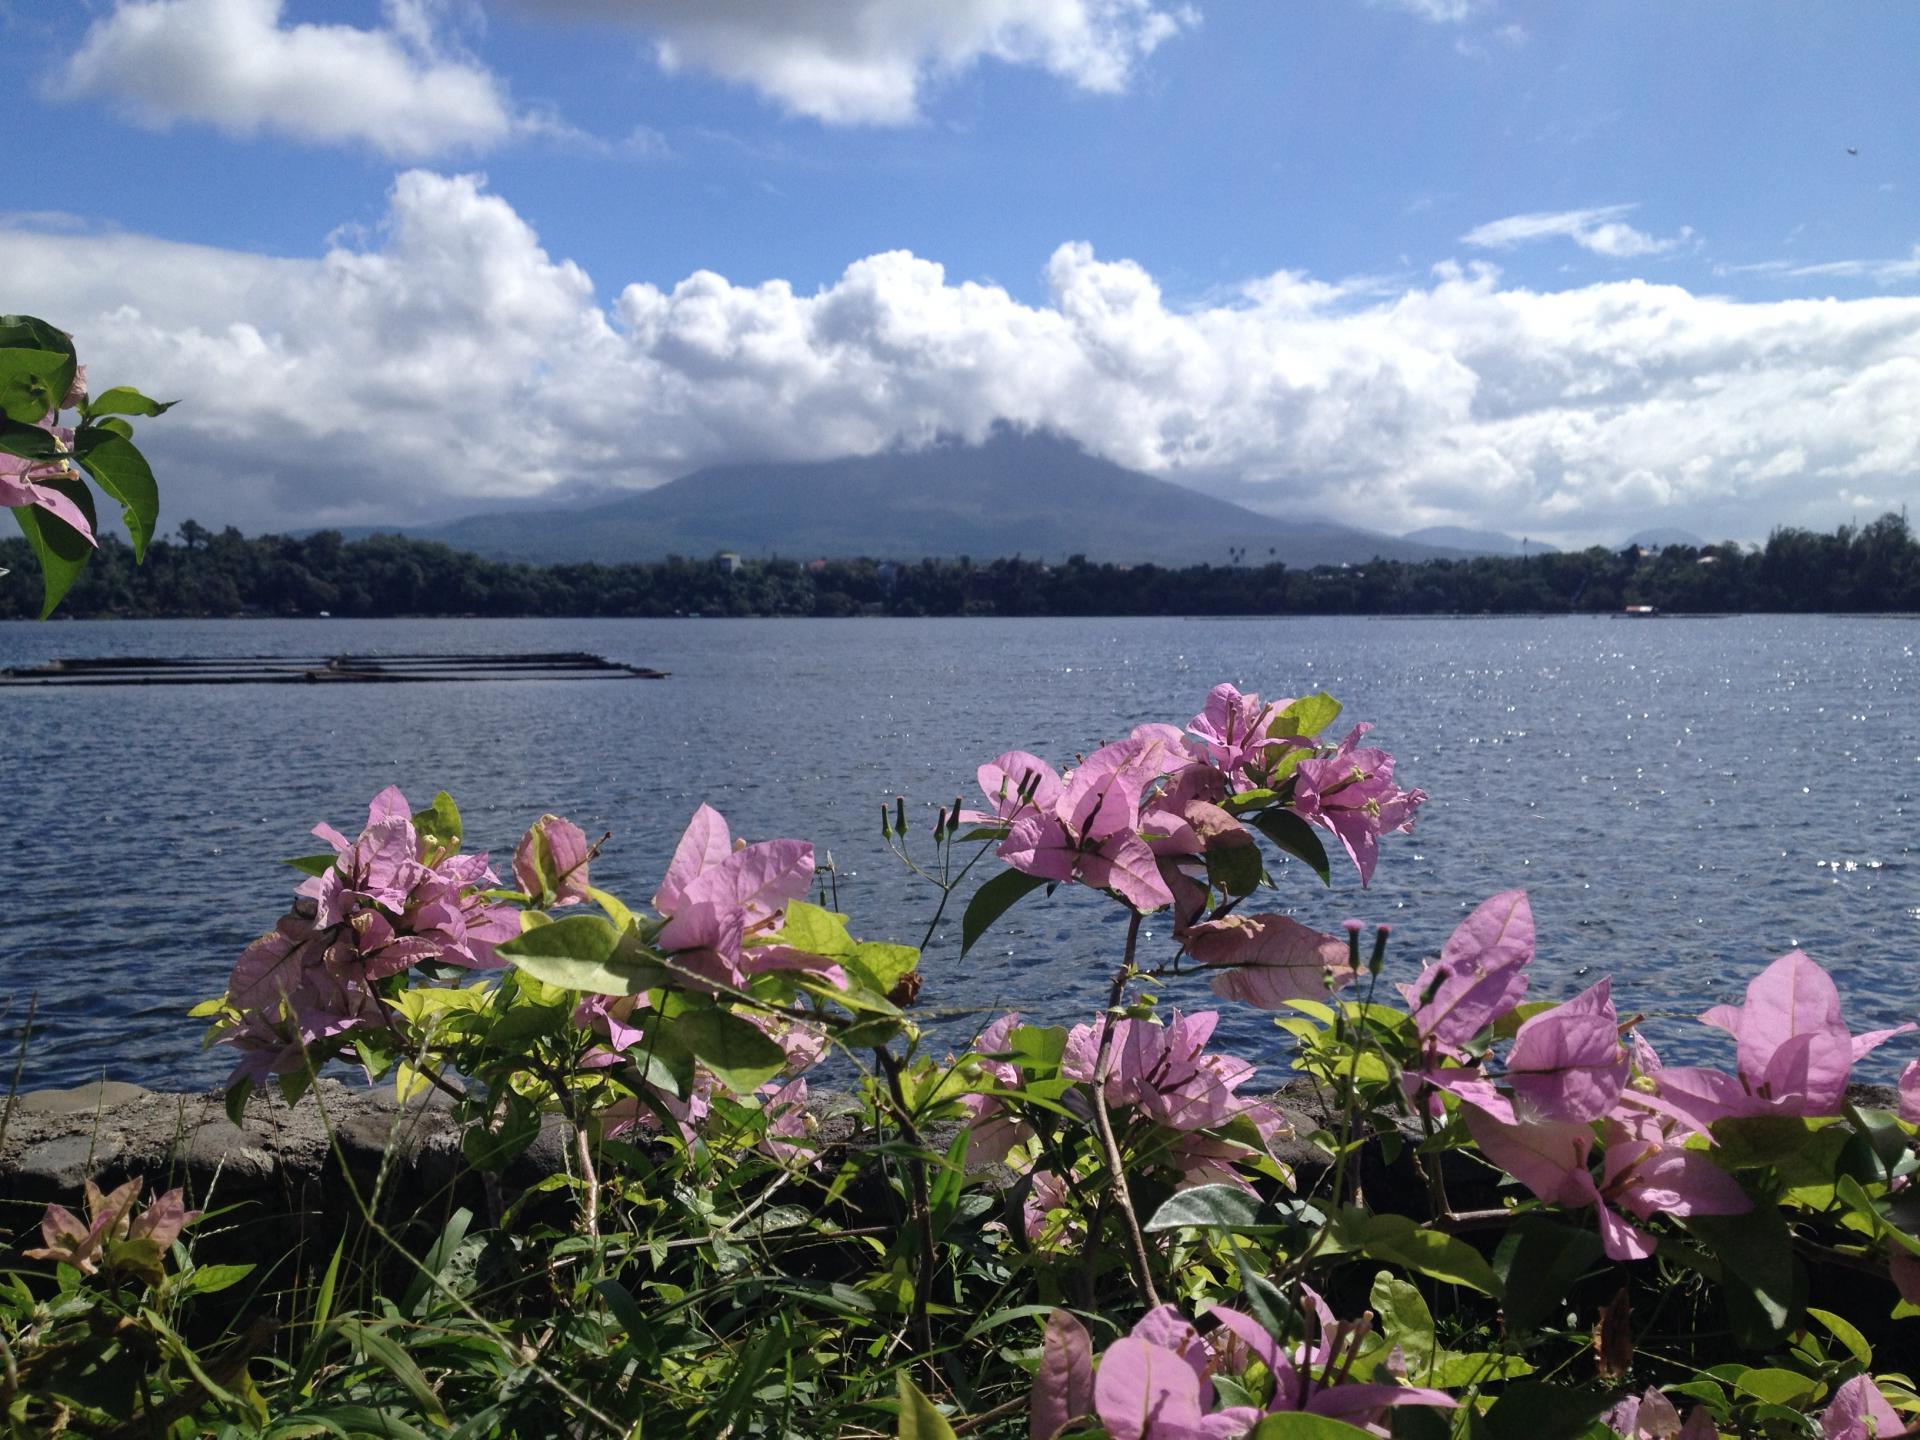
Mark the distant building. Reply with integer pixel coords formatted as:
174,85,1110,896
717,551,742,575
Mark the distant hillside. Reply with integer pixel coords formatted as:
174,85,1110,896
1402,526,1559,557
373,430,1468,568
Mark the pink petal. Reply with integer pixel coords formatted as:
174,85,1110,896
1821,1375,1904,1440
1032,1310,1095,1440
1507,978,1631,1122
653,804,732,913
1462,1106,1593,1206
1407,890,1533,1046
1094,1337,1207,1440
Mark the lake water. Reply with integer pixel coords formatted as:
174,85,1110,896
4,614,1916,1094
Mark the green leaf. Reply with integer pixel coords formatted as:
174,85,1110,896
1272,691,1343,740
1806,1307,1872,1366
1251,810,1333,885
1492,1218,1602,1336
1483,1382,1614,1440
461,1091,543,1171
846,940,920,991
1326,1207,1502,1296
282,853,339,877
225,1076,255,1129
1246,1415,1381,1439
961,868,1052,955
401,1207,472,1316
0,315,75,424
1731,1367,1824,1408
0,414,70,459
1205,831,1264,898
1246,1417,1376,1439
1369,1271,1437,1360
1710,1114,1847,1185
1008,1024,1068,1072
1145,1184,1287,1233
339,1320,449,1427
73,431,159,560
411,790,462,851
181,1262,256,1295
1686,1205,1802,1348
498,913,663,995
85,386,176,419
13,480,98,618
675,1006,787,1093
896,1375,959,1440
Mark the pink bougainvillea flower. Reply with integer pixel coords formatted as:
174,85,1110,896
1289,723,1425,886
1699,950,1916,1114
1602,1388,1719,1440
960,1012,1036,1166
1900,1058,1920,1124
967,751,1065,825
1185,683,1287,778
1505,978,1632,1122
1631,951,1917,1132
1207,1301,1456,1434
1183,912,1355,1009
1465,1107,1749,1261
992,733,1179,911
302,786,423,925
1068,1010,1259,1132
1022,1168,1073,1244
513,813,592,905
1095,1305,1259,1440
1401,890,1534,1049
649,805,815,987
0,422,96,544
756,1077,814,1164
1820,1375,1904,1440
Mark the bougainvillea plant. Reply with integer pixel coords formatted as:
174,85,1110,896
13,673,1919,1437
1,315,168,616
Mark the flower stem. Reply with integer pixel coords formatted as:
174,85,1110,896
1090,910,1160,1309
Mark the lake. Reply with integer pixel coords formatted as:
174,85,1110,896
3,614,1915,1093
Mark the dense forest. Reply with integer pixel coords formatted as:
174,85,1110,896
4,512,1918,620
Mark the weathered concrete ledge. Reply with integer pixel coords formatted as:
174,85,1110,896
6,1077,1901,1262
0,1078,1337,1248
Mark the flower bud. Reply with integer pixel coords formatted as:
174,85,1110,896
895,796,907,835
1369,924,1391,977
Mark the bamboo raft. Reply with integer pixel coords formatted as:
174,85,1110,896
0,652,669,687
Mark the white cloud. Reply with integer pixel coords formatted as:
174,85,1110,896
1382,0,1488,21
4,172,1920,546
1729,247,1920,286
511,0,1197,125
1463,204,1691,259
58,0,531,157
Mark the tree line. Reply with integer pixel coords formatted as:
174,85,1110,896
3,511,1917,620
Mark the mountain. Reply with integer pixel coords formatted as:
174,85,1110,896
1622,526,1706,550
371,430,1470,569
1402,526,1558,557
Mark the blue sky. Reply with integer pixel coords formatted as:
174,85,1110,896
5,0,1919,546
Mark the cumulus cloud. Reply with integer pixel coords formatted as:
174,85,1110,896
1463,204,1692,259
4,171,1919,545
511,0,1197,125
57,0,537,157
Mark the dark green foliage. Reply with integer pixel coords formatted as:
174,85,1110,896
6,512,1920,620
